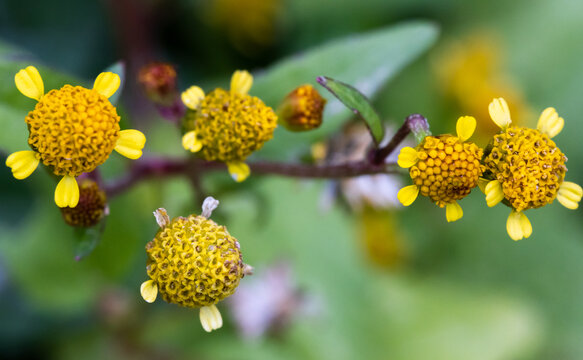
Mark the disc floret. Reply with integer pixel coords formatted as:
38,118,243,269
397,116,484,222
181,70,278,182
140,197,251,332
482,97,582,240
6,66,146,208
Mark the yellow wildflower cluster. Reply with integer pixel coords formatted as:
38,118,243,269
181,70,277,182
140,198,250,332
6,66,146,208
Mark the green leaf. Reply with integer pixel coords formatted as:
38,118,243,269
317,76,383,145
251,21,439,160
101,61,125,105
73,217,107,261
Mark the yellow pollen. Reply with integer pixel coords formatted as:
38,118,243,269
483,126,567,211
411,134,483,207
145,214,245,308
25,85,120,177
183,88,277,162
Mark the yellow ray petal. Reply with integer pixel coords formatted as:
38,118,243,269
93,72,121,98
199,305,223,332
55,176,79,208
182,130,202,153
230,70,253,95
456,116,476,142
445,201,463,222
537,107,564,138
15,66,44,101
227,161,250,182
114,129,146,159
140,280,158,303
397,147,418,168
557,181,582,210
506,210,532,241
488,97,512,129
485,180,504,207
397,185,419,206
181,86,205,110
6,151,40,179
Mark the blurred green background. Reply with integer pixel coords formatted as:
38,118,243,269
1,0,582,359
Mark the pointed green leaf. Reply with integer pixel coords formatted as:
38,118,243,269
317,76,383,145
73,217,107,261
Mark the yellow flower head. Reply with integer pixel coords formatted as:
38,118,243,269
397,116,484,222
140,198,251,332
277,84,327,132
6,66,146,208
482,97,582,240
181,70,277,182
60,179,108,227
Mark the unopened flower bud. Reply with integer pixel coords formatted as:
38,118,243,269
277,84,326,132
138,62,178,105
60,179,108,227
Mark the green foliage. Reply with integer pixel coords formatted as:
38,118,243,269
251,21,438,159
317,76,384,145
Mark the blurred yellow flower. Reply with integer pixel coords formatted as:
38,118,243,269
203,0,282,53
6,66,146,208
434,33,531,138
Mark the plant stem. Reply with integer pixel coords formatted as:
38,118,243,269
372,113,429,164
104,156,397,198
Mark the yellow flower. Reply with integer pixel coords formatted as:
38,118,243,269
140,198,251,332
397,116,483,222
482,97,582,240
181,70,277,182
5,66,146,208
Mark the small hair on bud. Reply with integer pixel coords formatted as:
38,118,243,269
202,196,220,218
153,208,170,228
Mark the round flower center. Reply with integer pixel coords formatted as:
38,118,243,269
26,85,120,177
483,126,567,211
146,215,244,308
185,88,277,162
410,135,483,207
60,179,107,227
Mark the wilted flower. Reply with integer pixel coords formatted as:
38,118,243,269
482,97,582,240
140,197,252,332
397,116,484,222
277,84,326,132
60,179,108,227
181,70,278,182
6,66,146,208
318,122,405,212
138,62,178,105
